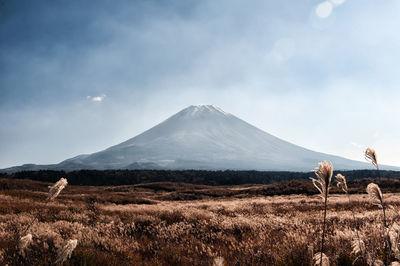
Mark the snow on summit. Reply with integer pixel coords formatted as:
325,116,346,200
174,105,231,119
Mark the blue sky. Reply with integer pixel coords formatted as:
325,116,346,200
1,0,400,168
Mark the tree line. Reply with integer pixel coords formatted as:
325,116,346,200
1,169,399,186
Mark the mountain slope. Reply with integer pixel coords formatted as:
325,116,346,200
2,105,392,172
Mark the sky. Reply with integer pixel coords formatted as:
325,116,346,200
1,0,400,168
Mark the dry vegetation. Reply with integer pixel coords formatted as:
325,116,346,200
1,177,400,265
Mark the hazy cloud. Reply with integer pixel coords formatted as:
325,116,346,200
87,94,106,102
1,0,400,168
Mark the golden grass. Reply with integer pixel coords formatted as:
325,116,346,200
1,178,400,265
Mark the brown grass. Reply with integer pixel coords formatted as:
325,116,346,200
1,178,400,265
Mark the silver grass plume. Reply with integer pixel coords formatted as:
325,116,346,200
213,256,225,266
18,233,32,258
313,252,329,266
367,183,390,263
365,147,378,169
335,173,348,193
47,178,68,201
389,223,400,259
366,183,384,209
351,239,367,264
351,239,365,256
389,229,400,257
311,161,333,266
310,161,333,200
55,239,78,264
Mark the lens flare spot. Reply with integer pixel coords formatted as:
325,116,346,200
315,1,333,18
330,0,345,5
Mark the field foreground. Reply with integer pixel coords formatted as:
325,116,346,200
1,178,400,265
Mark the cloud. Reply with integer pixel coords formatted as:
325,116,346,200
87,94,106,102
350,142,363,149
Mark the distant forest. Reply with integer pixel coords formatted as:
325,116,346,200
1,169,399,186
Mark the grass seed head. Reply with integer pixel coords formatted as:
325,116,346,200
18,233,32,257
365,147,378,169
310,161,333,199
388,224,400,256
313,252,329,266
335,174,348,193
47,178,68,201
351,239,365,256
56,239,78,264
366,183,384,208
213,256,225,266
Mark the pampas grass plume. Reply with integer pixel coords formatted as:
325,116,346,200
366,183,384,208
47,178,68,201
365,147,378,169
213,256,225,266
18,233,32,257
351,239,365,256
313,252,329,266
56,239,78,264
310,161,333,199
311,161,333,266
335,173,348,193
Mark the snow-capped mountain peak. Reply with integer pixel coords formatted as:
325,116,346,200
173,104,231,119
3,104,392,172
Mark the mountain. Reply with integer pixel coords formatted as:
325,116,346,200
1,105,394,172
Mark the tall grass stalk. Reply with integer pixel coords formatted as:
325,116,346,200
367,183,390,265
336,173,366,262
365,147,380,179
310,161,333,266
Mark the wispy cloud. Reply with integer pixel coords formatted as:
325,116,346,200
87,94,106,102
350,142,363,149
1,0,400,168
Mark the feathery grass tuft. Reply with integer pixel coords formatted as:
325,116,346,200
351,239,365,256
351,239,367,264
367,182,391,264
213,256,225,266
335,173,348,193
365,147,378,169
18,233,32,258
367,183,384,210
47,178,68,201
55,239,78,265
310,161,333,199
313,252,329,266
389,227,400,258
311,161,333,266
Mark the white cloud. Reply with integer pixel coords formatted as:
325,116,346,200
270,38,295,63
350,142,363,149
87,94,106,102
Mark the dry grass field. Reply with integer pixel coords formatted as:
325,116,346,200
1,178,400,265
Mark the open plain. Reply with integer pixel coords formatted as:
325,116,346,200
1,178,400,265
